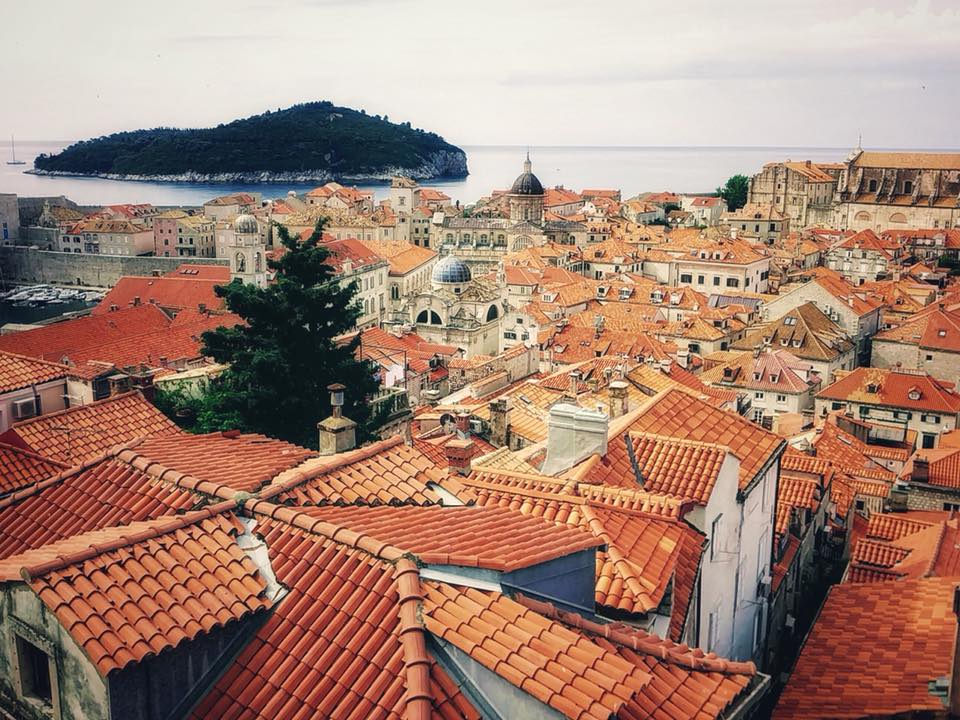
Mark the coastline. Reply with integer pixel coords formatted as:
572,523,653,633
26,150,469,186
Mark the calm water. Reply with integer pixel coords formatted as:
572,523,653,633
1,140,952,207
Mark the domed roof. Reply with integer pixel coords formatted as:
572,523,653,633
432,255,472,284
234,214,258,233
509,153,544,196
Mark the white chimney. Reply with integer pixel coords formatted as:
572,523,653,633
540,403,609,476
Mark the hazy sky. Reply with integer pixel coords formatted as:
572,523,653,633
5,0,958,148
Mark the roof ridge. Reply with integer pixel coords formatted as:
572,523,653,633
258,435,406,500
0,440,69,469
395,557,432,720
0,348,73,371
629,431,731,455
19,500,239,581
243,498,409,563
113,447,241,500
514,593,756,676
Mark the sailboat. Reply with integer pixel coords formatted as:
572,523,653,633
7,136,25,165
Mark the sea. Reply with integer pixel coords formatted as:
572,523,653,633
0,141,874,208
3,141,958,208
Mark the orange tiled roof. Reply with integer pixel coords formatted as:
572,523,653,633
263,435,465,506
0,450,206,560
359,239,437,276
423,582,651,720
126,431,315,493
93,276,225,315
627,433,728,505
0,442,66,495
295,504,602,571
0,350,69,393
774,577,959,719
0,304,172,362
3,391,181,465
775,474,820,538
819,365,960,413
596,389,784,492
412,431,496,467
9,507,270,676
191,502,438,720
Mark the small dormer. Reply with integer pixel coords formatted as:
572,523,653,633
618,287,632,300
769,373,779,384
669,292,681,305
753,372,762,381
866,383,880,394
908,386,922,401
651,290,663,303
596,286,608,298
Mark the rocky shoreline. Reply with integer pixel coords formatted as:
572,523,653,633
26,150,469,185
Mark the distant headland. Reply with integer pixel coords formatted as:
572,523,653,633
28,101,469,184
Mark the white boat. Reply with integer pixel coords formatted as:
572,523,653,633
6,136,25,166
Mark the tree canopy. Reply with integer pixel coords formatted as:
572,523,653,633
158,219,385,449
34,101,467,178
717,174,750,211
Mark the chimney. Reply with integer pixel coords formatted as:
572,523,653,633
455,410,471,437
489,398,510,447
444,439,475,476
152,269,162,277
133,295,141,306
109,304,119,312
541,403,609,476
318,383,357,455
567,370,582,400
608,380,629,418
198,302,207,314
912,455,930,484
659,358,672,374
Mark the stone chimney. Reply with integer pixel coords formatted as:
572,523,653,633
455,410,471,437
318,383,357,455
659,358,672,374
444,438,475,475
608,380,629,419
489,398,510,447
912,455,930,484
133,296,141,306
541,403,609,476
567,370,582,400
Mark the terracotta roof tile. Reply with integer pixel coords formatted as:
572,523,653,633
0,351,69,393
775,577,959,719
11,507,270,676
93,276,225,315
517,594,756,720
2,391,181,465
265,436,469,506
0,304,172,363
423,582,652,720
127,431,315,493
0,452,205,560
775,475,820,538
296,504,602,572
626,433,729,505
818,366,960,414
0,441,67,495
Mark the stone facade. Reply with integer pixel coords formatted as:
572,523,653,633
0,246,227,287
747,161,839,227
871,339,960,385
0,193,20,243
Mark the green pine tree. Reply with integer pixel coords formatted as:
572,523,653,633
717,174,749,212
178,219,384,448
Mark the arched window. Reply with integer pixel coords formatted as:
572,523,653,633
486,305,499,321
254,252,262,272
854,211,872,222
416,309,442,325
889,212,908,224
235,252,246,273
391,284,399,300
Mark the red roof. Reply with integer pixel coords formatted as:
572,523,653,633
817,367,960,414
7,507,271,676
164,264,231,281
0,350,68,393
0,442,66,495
2,391,181,465
296,504,602,572
624,433,729,505
94,276,225,315
0,304,172,364
775,577,959,718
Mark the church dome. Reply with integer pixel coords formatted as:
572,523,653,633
432,255,472,284
234,214,259,234
509,154,544,196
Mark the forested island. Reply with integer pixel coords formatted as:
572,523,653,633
30,102,468,183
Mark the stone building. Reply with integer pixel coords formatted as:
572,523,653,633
746,161,840,227
223,214,267,287
153,210,216,258
834,149,960,231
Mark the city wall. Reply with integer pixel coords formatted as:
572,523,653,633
0,247,228,287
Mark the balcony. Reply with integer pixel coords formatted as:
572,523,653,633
371,386,411,424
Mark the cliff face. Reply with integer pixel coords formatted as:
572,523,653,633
31,102,469,183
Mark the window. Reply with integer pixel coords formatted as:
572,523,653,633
923,433,936,449
868,179,878,192
855,499,866,511
710,515,723,560
922,414,941,424
707,611,718,652
926,354,934,361
903,180,913,194
713,276,720,286
777,394,787,403
726,278,739,287
15,636,52,706
943,502,960,512
831,401,843,410
680,273,693,283
697,275,705,284
755,391,765,399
